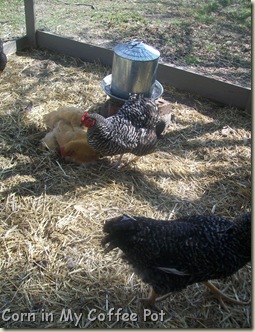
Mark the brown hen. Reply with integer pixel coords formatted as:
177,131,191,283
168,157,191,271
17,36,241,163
42,106,100,164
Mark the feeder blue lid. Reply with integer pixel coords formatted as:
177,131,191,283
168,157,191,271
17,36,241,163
114,40,160,61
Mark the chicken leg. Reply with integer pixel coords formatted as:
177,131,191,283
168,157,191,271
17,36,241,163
111,154,124,168
140,282,250,311
203,281,250,310
139,287,161,311
111,155,140,168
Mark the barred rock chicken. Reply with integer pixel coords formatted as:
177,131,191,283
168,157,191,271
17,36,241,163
102,213,251,309
116,94,160,129
81,94,169,166
0,39,7,75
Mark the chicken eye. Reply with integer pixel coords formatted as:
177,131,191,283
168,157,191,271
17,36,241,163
87,118,95,127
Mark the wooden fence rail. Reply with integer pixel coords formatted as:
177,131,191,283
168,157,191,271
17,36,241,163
2,0,252,111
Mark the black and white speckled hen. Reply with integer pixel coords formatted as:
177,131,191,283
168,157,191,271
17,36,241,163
0,39,7,75
117,94,160,129
102,213,251,309
80,94,169,166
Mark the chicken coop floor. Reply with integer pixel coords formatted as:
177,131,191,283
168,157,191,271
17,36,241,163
0,49,251,328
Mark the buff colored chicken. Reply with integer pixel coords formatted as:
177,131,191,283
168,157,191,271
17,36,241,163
42,106,101,164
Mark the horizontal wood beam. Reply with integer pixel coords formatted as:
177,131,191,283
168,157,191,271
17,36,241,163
3,36,30,56
36,30,113,67
157,64,251,110
35,30,251,110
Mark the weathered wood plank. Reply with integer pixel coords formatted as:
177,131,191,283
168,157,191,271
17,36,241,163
36,30,113,67
157,64,251,110
24,0,36,46
3,37,30,56
34,30,251,111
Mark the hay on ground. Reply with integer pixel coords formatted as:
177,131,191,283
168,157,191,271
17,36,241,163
0,49,251,328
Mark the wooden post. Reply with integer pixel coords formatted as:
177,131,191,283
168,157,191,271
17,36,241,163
24,0,36,47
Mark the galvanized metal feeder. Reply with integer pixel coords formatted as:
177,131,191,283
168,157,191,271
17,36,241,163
101,40,163,101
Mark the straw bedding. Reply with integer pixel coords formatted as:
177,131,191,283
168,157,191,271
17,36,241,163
0,49,251,328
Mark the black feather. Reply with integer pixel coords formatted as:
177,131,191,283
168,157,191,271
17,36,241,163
102,213,251,295
0,39,7,73
83,94,167,157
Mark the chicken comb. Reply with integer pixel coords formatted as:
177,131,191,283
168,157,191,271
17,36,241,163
81,111,89,122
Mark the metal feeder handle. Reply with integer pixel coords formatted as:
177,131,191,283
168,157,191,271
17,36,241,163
129,40,143,48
